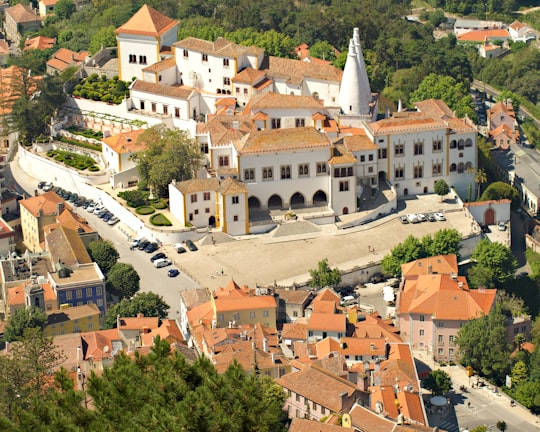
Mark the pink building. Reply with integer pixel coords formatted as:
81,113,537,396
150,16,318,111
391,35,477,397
397,255,496,362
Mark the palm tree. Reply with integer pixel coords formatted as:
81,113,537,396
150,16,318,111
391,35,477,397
475,169,487,200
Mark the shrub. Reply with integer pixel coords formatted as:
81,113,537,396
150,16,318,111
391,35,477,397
121,190,149,207
88,165,100,172
136,206,155,215
153,200,167,210
150,213,172,226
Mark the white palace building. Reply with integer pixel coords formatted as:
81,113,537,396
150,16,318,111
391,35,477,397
107,5,478,236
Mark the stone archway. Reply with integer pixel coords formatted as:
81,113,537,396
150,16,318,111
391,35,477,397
268,194,283,209
208,215,216,226
290,192,305,209
313,190,327,206
248,196,261,209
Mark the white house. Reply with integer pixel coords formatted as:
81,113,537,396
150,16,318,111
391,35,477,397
101,129,147,174
169,178,220,228
508,21,537,43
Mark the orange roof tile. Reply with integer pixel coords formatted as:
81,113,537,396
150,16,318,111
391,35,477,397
401,254,458,278
24,36,56,51
20,190,69,218
118,315,159,330
8,281,55,307
233,67,266,84
116,4,178,37
0,41,9,55
81,328,121,360
414,99,454,118
197,114,256,146
464,199,511,208
281,322,307,340
46,225,92,266
142,56,176,74
102,129,147,154
247,92,323,111
266,55,343,85
175,37,263,58
458,29,510,42
6,4,39,23
214,295,276,313
140,319,184,346
307,312,346,332
131,79,196,100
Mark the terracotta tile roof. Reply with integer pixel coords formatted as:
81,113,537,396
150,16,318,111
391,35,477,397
8,281,55,307
180,288,211,309
141,319,184,345
214,295,276,313
308,312,346,332
20,190,68,218
464,199,511,208
289,419,352,432
116,4,177,37
399,273,496,320
47,303,100,326
353,313,402,342
509,21,526,31
172,178,220,195
349,404,396,431
174,37,263,58
41,0,57,6
247,92,323,111
333,134,377,152
24,36,56,51
276,365,360,412
253,77,273,90
0,41,9,55
213,347,288,374
118,315,159,330
313,287,341,304
102,129,147,154
80,328,121,360
215,97,236,107
54,208,95,233
401,254,458,279
276,289,312,305
233,67,266,84
315,336,341,357
312,300,337,314
131,79,196,100
47,48,88,72
488,100,515,118
329,144,357,165
6,4,39,23
251,111,268,120
235,127,331,155
46,225,92,267
197,114,256,146
368,115,445,135
219,176,247,195
458,29,510,42
414,99,455,118
265,55,343,85
187,301,214,327
282,322,308,340
142,56,176,74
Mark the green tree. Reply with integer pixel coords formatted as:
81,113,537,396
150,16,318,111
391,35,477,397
410,73,474,118
471,239,517,285
4,307,47,342
107,262,140,300
496,422,507,432
422,369,452,395
467,265,495,288
434,179,450,201
512,381,540,411
511,360,528,387
133,125,202,197
480,182,520,209
382,235,424,276
309,41,337,61
104,292,170,328
88,239,119,274
88,26,116,55
474,169,487,201
429,228,462,259
309,258,342,288
55,0,76,20
455,307,511,382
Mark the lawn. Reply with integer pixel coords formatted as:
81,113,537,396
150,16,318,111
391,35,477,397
46,149,99,171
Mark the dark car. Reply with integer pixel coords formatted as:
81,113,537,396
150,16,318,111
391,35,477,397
176,246,187,254
369,272,384,284
150,252,166,262
102,212,114,222
168,269,180,278
426,213,436,222
38,181,46,189
185,240,198,252
145,242,159,253
68,194,78,203
97,209,109,218
81,200,91,209
137,240,150,250
481,225,491,234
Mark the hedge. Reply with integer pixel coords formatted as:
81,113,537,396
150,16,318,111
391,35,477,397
47,149,99,171
136,206,155,215
153,200,167,209
150,213,172,226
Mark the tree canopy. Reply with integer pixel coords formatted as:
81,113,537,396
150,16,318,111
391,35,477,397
470,239,517,286
479,182,520,209
382,229,461,276
104,292,170,328
88,239,119,274
434,179,450,200
106,262,140,300
455,306,511,383
4,307,48,342
133,125,202,197
422,369,452,396
0,337,287,431
309,258,342,288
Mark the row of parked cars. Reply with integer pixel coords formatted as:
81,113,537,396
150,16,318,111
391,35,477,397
130,236,182,277
400,212,446,224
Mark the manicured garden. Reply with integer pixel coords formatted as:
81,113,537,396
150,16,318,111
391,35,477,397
71,74,131,104
46,149,100,171
118,190,171,226
150,213,172,226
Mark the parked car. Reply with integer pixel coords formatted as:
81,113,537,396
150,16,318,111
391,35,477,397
108,216,119,226
426,213,436,222
93,205,105,215
185,240,198,251
175,246,187,254
74,197,85,207
434,212,446,221
416,213,427,222
145,242,159,253
481,225,491,234
131,236,145,248
43,182,53,192
137,239,150,250
399,215,409,224
498,221,507,231
87,203,97,213
406,214,419,224
102,212,114,222
82,200,91,209
370,273,384,283
168,268,180,277
153,258,171,268
37,181,46,189
97,209,109,218
68,194,78,203
150,252,167,262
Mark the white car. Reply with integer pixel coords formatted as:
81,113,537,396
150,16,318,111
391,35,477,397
406,214,419,224
498,221,507,231
153,258,172,268
87,203,97,213
93,205,105,215
42,182,53,192
434,212,446,221
416,213,427,222
108,216,119,225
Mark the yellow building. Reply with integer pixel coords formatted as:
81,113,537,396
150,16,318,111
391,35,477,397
19,191,68,252
211,280,277,328
46,303,101,337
